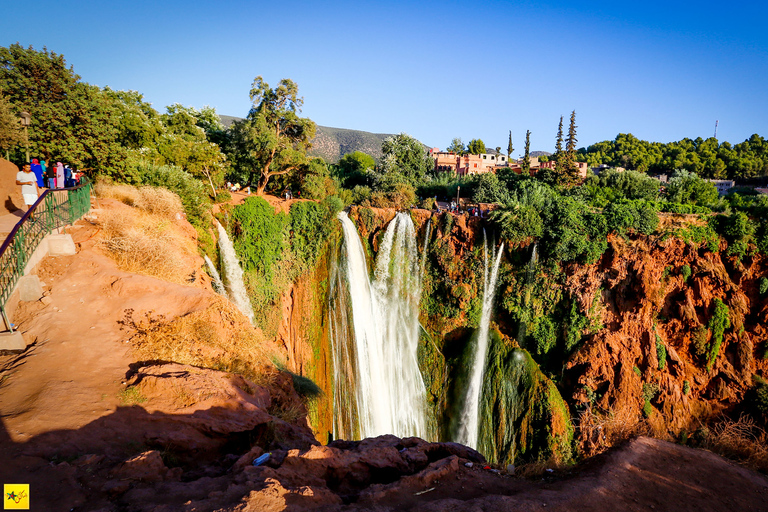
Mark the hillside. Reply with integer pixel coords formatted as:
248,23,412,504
219,115,396,163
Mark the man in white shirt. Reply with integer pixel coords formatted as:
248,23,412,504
16,163,39,220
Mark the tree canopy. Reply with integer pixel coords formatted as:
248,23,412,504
467,138,487,155
579,133,768,180
228,76,316,195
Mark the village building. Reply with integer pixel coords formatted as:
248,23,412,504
431,150,509,176
706,179,735,195
539,160,590,179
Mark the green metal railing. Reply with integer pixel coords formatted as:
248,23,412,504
0,178,92,331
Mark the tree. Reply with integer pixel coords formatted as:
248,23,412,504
337,150,374,188
549,110,582,187
0,44,130,176
447,137,465,155
467,138,487,155
522,130,531,172
507,131,514,158
554,116,564,171
666,170,718,206
229,76,316,195
0,94,23,158
377,133,433,187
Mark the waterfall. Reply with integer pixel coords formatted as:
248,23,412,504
516,242,539,342
215,220,255,324
204,255,226,295
331,211,428,439
456,232,504,449
420,217,432,278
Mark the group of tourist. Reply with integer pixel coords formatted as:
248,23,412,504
15,158,83,220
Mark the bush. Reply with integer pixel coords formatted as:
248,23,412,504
232,197,288,285
420,196,436,210
214,190,232,203
681,264,692,282
759,277,768,296
370,182,417,209
707,298,731,371
133,186,184,218
533,316,557,356
641,382,659,418
683,380,690,395
603,200,659,236
350,185,372,205
691,325,709,360
138,163,209,226
655,334,667,370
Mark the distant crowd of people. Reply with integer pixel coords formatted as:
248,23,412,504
15,158,84,219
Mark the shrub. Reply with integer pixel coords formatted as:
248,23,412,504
691,325,709,360
642,382,659,418
138,163,209,226
683,380,690,395
370,182,417,209
420,196,436,210
707,298,731,371
532,316,557,356
232,197,288,291
350,185,372,205
214,190,232,203
655,334,667,371
290,200,334,273
759,277,768,296
132,186,184,218
681,264,692,282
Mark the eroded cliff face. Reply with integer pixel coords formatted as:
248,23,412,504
275,205,767,465
339,207,768,463
565,232,768,452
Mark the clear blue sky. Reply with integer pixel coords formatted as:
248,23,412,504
2,0,767,156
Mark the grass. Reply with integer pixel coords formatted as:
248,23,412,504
577,404,649,458
96,201,197,284
118,385,147,405
96,182,183,218
699,414,768,473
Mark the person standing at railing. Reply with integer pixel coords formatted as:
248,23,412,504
45,161,55,189
55,162,65,189
30,159,45,187
16,163,39,220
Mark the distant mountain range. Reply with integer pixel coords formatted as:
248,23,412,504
219,115,394,164
219,115,550,164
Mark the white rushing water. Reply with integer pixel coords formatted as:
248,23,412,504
332,211,428,439
204,254,226,296
216,220,255,324
420,218,432,278
456,232,504,449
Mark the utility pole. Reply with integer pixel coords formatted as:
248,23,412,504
714,120,718,139
456,186,460,211
19,111,31,163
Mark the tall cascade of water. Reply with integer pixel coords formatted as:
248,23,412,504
456,232,504,449
420,218,432,278
204,255,226,296
330,211,428,439
215,221,255,324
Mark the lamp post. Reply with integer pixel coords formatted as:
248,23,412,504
19,111,31,163
456,186,460,212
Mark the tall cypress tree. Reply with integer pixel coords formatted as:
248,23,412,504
522,130,531,173
554,116,564,172
507,130,514,159
564,110,579,183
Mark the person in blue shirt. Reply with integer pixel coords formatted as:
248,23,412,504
30,158,45,188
